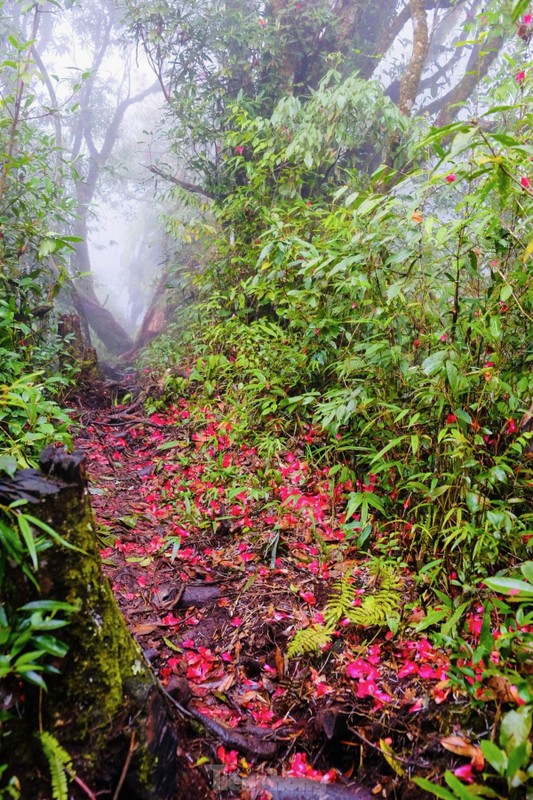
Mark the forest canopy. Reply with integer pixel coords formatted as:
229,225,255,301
0,1,532,799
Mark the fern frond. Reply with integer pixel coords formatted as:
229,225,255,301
287,567,404,658
323,576,355,627
287,624,334,657
39,731,73,800
346,568,402,627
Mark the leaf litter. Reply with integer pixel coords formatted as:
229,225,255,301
72,394,523,799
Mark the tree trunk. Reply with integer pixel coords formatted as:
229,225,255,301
72,211,135,355
0,447,211,800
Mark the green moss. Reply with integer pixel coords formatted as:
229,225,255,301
40,488,154,741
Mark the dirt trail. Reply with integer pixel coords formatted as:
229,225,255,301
73,394,456,799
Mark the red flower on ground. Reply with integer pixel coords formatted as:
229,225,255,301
217,746,239,773
454,764,475,784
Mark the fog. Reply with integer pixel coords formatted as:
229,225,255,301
3,0,520,355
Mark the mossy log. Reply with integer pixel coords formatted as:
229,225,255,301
0,446,211,800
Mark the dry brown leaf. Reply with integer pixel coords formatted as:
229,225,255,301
132,622,159,635
441,735,484,771
275,645,285,679
441,734,475,755
487,675,523,704
216,672,235,694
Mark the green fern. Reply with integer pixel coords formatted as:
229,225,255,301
288,568,403,657
38,732,73,800
323,576,356,628
347,569,402,626
287,623,335,657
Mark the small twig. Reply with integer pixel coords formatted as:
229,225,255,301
347,725,424,768
112,730,137,800
68,771,97,800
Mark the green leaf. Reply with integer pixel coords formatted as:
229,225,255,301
369,435,406,463
484,577,533,598
20,670,47,689
520,562,533,584
511,0,531,23
356,196,383,216
489,315,502,340
499,706,532,753
446,361,459,395
23,515,80,552
412,777,457,800
449,128,476,159
480,740,507,775
455,409,472,425
0,456,17,477
414,607,449,632
440,600,471,636
444,771,476,800
500,284,512,302
507,740,530,778
422,350,447,376
466,492,480,514
17,515,37,570
32,635,69,658
20,600,78,613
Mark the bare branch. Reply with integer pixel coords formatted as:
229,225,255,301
146,165,215,200
433,34,505,125
399,0,429,115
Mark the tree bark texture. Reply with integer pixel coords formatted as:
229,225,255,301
0,447,211,800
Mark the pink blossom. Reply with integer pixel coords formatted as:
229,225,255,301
524,13,532,25
516,71,526,84
287,752,336,783
217,746,238,773
521,176,531,188
315,681,332,697
445,173,456,183
453,764,475,784
236,145,244,155
251,707,274,724
440,332,448,342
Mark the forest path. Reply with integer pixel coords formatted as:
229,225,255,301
73,392,459,799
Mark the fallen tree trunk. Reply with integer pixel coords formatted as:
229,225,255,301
72,283,134,355
0,446,211,800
